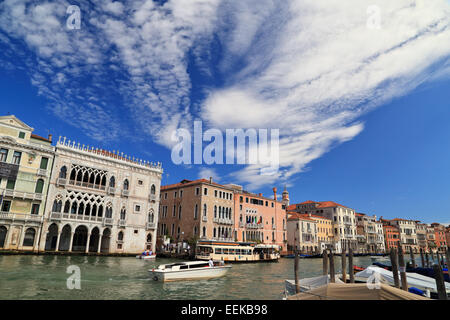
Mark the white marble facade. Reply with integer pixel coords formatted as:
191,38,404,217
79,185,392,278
39,137,163,255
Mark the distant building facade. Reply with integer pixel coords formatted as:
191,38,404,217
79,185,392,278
287,213,318,253
415,222,429,253
430,223,448,253
0,115,55,252
389,219,419,253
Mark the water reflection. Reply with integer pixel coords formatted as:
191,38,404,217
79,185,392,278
0,255,376,300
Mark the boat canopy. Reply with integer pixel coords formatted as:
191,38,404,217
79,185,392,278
355,265,450,293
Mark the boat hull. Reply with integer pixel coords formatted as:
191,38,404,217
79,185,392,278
136,255,156,260
149,266,231,282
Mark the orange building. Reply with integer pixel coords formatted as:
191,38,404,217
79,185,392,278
382,224,400,251
431,223,448,253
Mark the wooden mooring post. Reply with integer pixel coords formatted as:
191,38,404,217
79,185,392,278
341,247,347,283
446,248,450,269
329,249,336,283
390,248,400,289
420,248,425,268
398,246,408,291
349,247,354,283
433,264,448,300
425,251,430,268
322,249,328,276
409,250,416,268
294,250,300,294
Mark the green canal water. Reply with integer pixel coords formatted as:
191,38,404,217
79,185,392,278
0,255,376,300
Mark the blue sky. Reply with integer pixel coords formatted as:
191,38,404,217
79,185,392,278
1,0,450,224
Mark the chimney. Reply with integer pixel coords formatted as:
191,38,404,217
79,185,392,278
273,187,277,201
48,134,52,142
209,177,212,183
259,193,262,197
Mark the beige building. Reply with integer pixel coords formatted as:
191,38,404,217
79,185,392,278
0,115,55,252
39,136,162,254
390,219,419,253
415,222,429,253
287,213,318,254
355,213,385,253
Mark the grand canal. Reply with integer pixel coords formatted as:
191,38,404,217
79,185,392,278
0,255,376,300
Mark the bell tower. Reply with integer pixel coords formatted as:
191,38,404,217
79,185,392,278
282,185,289,207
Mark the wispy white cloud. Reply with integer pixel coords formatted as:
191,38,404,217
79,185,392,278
197,167,220,181
1,0,450,189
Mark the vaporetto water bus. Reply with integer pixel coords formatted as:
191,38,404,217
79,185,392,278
195,240,280,262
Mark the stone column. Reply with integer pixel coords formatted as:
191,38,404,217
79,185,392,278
85,232,91,253
17,226,26,251
96,235,102,253
55,230,62,252
68,232,74,252
4,225,12,249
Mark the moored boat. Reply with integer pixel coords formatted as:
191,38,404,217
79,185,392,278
136,254,156,260
149,261,231,282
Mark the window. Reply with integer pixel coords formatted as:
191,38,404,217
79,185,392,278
151,184,156,194
18,132,25,139
123,179,129,190
6,179,15,190
180,190,183,197
173,205,176,217
1,200,11,212
0,148,8,162
203,204,207,217
31,204,40,215
194,204,198,219
120,208,126,220
59,166,67,179
39,157,48,170
35,179,44,194
215,190,218,197
138,180,143,185
12,151,21,165
135,205,141,212
134,230,138,234
164,193,167,199
195,187,200,195
204,188,208,195
178,206,182,219
174,191,177,198
118,232,124,241
109,176,115,187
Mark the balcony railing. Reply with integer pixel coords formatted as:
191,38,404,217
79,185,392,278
118,219,126,227
0,211,43,223
103,218,114,226
149,194,157,202
37,169,48,177
202,216,208,222
56,178,67,187
146,222,156,230
239,221,245,228
68,180,107,191
272,224,276,230
2,189,43,201
121,189,129,197
246,223,262,229
50,212,107,223
107,187,116,195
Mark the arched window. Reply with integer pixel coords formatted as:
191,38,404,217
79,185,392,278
35,179,44,194
101,175,106,186
123,179,129,190
118,231,124,241
146,233,152,243
109,176,115,188
213,228,216,238
203,204,207,217
71,202,78,214
64,200,70,213
194,204,198,219
23,228,36,247
70,168,76,181
202,226,206,237
98,205,103,217
120,208,126,220
148,210,154,223
214,205,217,218
219,206,222,218
78,202,84,215
59,166,67,179
151,184,156,194
106,207,113,218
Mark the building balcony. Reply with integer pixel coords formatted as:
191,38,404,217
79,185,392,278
239,221,245,228
343,221,353,226
2,189,43,201
118,219,126,227
56,178,67,187
103,218,114,226
37,169,48,177
202,215,208,222
272,224,276,230
246,223,263,229
50,211,106,224
121,189,129,197
0,211,43,223
149,194,157,202
146,222,156,230
68,180,107,191
107,187,116,195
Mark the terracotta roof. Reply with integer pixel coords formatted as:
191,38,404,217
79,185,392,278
316,201,349,208
31,133,51,142
287,212,316,222
161,179,231,191
286,204,297,211
300,200,317,204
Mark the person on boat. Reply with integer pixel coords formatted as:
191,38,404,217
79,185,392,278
209,258,214,267
149,250,153,256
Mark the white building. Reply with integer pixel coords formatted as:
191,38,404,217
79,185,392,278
39,136,163,255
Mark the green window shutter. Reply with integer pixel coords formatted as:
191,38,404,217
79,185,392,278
18,132,25,139
6,179,15,190
40,157,48,169
35,179,44,194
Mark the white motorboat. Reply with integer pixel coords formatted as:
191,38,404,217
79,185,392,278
370,256,390,263
136,254,156,260
149,261,231,282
